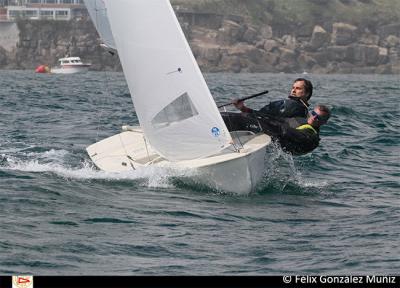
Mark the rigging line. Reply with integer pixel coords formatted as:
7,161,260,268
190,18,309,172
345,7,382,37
143,136,151,162
93,3,114,142
95,69,113,141
300,98,310,109
255,118,263,135
118,133,135,170
223,107,243,151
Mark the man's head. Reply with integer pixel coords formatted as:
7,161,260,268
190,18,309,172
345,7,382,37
308,105,330,128
290,78,313,102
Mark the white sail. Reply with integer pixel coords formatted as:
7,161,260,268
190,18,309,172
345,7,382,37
83,0,116,50
103,0,232,161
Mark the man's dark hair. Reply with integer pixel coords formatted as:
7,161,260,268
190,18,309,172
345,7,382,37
295,78,313,100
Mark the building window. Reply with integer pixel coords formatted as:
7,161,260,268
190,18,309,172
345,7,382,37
40,10,54,19
55,10,68,15
9,11,21,17
40,10,53,15
25,10,38,16
55,10,68,19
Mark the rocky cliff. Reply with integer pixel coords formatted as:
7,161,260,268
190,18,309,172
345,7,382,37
0,19,121,71
0,6,399,74
187,16,400,74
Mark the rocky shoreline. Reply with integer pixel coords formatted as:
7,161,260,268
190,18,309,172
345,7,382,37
0,19,122,72
0,13,399,74
187,15,400,74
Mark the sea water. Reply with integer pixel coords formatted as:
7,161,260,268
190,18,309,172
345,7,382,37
0,70,399,275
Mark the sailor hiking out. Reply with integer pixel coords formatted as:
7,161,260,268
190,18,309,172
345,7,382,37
221,78,331,155
233,78,313,119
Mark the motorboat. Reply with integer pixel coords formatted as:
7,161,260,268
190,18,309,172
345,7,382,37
51,56,91,74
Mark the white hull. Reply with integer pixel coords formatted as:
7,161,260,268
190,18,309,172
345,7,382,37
182,141,268,194
51,66,89,74
86,127,271,195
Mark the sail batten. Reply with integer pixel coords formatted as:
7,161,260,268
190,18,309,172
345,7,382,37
103,0,232,161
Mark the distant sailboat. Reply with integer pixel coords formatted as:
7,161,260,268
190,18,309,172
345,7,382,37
84,0,271,194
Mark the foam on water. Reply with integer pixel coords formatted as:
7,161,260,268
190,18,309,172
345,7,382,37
1,144,329,194
263,143,330,192
0,148,200,189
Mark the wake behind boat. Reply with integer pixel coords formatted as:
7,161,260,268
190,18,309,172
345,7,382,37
84,0,271,194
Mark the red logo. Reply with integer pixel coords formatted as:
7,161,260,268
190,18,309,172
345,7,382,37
18,277,31,284
12,276,33,288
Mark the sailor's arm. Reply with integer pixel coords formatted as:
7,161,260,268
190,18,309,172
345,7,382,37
232,99,253,113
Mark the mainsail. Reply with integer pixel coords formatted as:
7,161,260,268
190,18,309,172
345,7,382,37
83,0,116,50
102,0,232,161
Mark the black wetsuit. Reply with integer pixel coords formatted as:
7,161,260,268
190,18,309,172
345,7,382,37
221,96,309,131
221,112,320,155
221,96,316,154
280,125,320,155
263,119,320,155
254,96,309,119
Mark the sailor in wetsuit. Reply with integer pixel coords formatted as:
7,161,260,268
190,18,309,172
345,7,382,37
220,77,330,154
234,78,312,118
221,78,313,132
258,105,331,155
223,104,330,155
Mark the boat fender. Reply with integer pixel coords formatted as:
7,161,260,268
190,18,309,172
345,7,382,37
35,65,50,73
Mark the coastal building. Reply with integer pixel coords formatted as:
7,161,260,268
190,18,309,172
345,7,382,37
0,0,84,5
1,0,86,21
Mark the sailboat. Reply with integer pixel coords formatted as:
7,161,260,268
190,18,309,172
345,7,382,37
84,0,271,194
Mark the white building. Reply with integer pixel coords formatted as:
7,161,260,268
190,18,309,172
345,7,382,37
3,1,83,5
5,0,85,21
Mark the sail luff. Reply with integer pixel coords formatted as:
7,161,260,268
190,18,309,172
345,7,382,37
83,0,116,50
164,2,232,132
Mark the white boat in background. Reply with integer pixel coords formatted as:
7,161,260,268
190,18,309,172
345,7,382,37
51,56,91,74
84,0,271,194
